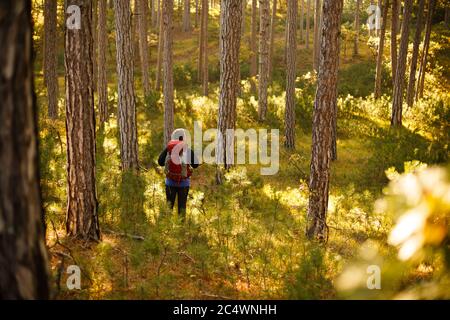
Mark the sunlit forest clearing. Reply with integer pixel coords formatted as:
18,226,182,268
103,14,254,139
1,0,448,300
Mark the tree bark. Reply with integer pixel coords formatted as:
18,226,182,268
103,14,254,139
156,0,163,90
98,0,109,123
306,0,310,49
114,0,140,170
307,0,343,241
391,0,412,127
258,0,270,121
313,0,321,70
201,0,209,95
268,0,278,81
391,0,399,86
375,0,389,99
93,0,98,92
353,0,360,56
285,0,297,149
183,0,191,32
162,0,175,144
65,0,101,240
416,0,435,101
44,0,59,119
217,0,242,182
250,0,258,92
138,0,151,96
406,0,425,108
299,0,304,43
0,0,50,299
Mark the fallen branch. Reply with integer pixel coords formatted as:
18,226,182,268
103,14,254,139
103,228,145,241
199,291,233,300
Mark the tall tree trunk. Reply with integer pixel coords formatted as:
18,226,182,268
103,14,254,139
114,0,140,170
151,0,157,28
306,0,310,49
44,0,59,119
98,0,109,123
416,0,435,101
138,0,151,96
391,0,412,127
353,0,360,56
156,0,163,90
268,0,278,81
216,0,243,183
93,0,98,92
183,0,191,32
195,0,199,27
307,0,343,241
0,0,50,299
299,0,304,43
313,0,321,70
250,0,258,92
375,0,389,99
132,0,140,65
201,0,209,95
65,0,101,240
285,0,297,149
391,0,399,86
242,0,246,35
406,0,425,108
258,0,270,121
163,0,175,144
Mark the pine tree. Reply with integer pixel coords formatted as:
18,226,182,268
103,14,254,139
285,0,298,149
163,0,175,144
258,0,270,121
0,0,50,299
44,0,59,119
65,0,101,239
307,0,343,241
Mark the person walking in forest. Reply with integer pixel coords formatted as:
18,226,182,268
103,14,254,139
158,129,199,220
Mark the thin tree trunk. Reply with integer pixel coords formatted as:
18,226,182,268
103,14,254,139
114,0,140,170
201,0,209,95
183,0,191,32
375,0,389,99
285,0,297,149
391,0,413,127
44,0,59,119
307,0,343,241
406,0,425,108
250,0,258,92
242,0,246,35
98,0,109,123
93,0,98,92
151,0,157,28
163,0,175,144
217,0,243,183
65,0,101,240
195,0,199,27
156,0,163,90
268,0,278,81
299,0,304,43
391,0,399,86
353,0,360,56
416,0,435,100
313,0,321,70
138,0,151,96
258,0,270,121
0,0,50,299
306,0,310,49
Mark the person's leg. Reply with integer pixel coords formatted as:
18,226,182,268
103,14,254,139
165,185,176,210
177,187,190,219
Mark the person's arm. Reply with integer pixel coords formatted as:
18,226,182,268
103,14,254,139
189,149,200,169
157,148,168,166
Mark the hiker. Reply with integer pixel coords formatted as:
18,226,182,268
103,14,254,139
158,129,199,219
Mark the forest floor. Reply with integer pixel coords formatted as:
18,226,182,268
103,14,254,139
35,12,450,299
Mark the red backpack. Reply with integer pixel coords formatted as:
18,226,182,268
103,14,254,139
164,140,193,183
